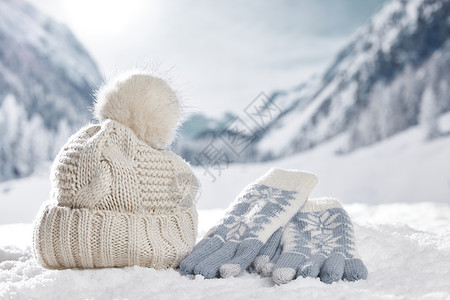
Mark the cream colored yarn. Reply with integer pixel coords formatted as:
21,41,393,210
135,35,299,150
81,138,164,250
33,119,199,270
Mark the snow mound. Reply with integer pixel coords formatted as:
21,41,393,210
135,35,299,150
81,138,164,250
1,205,449,300
0,247,31,264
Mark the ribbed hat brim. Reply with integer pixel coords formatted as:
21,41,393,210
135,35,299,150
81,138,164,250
33,202,197,269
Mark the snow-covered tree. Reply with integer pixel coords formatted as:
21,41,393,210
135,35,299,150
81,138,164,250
0,94,26,178
420,86,440,140
0,94,53,180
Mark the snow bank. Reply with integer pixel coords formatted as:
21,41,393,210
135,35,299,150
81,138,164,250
1,204,449,300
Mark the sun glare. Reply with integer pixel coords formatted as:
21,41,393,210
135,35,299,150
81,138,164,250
61,0,160,38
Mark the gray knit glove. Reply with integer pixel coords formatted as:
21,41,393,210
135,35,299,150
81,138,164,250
253,197,368,284
179,168,318,279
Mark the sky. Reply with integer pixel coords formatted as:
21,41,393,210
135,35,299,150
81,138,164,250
27,0,388,117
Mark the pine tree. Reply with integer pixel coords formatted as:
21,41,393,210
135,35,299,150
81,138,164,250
420,86,440,140
0,94,52,180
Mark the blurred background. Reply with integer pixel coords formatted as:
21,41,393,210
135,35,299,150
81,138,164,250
1,0,450,226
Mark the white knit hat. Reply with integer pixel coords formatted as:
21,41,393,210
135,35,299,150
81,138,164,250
33,71,199,270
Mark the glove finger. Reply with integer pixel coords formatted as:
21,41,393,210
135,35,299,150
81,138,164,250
179,236,223,275
261,243,282,277
193,240,239,279
272,252,307,284
298,254,326,278
220,239,264,278
319,253,346,284
343,258,368,281
252,228,283,273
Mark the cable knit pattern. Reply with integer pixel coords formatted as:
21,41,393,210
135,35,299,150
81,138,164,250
33,119,198,270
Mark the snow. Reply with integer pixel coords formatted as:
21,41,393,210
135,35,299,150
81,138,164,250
366,0,424,54
0,165,51,224
1,116,450,299
1,204,449,299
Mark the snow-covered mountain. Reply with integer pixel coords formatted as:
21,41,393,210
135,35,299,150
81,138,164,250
0,0,102,181
176,0,450,163
256,0,450,158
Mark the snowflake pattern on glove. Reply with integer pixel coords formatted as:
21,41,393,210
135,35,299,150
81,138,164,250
220,184,297,241
286,208,357,258
262,201,368,285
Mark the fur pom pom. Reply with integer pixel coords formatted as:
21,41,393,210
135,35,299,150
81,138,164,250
94,70,181,149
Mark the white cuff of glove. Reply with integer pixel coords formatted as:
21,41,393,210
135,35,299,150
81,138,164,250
256,168,319,193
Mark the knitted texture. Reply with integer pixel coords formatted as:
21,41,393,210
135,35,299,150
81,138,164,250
253,198,368,284
33,119,199,270
179,168,318,279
